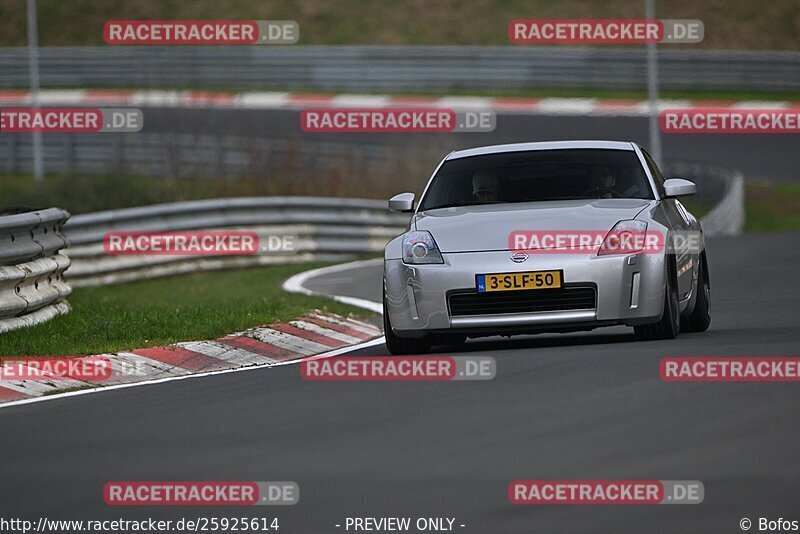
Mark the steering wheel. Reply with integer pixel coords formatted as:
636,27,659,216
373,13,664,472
598,186,621,198
582,187,620,199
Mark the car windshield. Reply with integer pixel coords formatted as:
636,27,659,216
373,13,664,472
417,148,655,211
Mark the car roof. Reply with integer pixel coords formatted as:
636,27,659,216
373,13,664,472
446,140,637,160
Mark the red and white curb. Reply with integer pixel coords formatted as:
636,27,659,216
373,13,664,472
0,310,382,406
0,89,795,116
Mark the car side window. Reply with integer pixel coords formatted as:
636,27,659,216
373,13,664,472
641,150,666,198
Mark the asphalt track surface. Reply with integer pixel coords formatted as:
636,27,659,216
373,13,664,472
146,108,799,183
2,231,800,533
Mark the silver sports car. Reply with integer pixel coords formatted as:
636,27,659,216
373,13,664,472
383,140,711,355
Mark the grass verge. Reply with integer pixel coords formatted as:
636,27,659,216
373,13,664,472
0,0,798,50
0,263,369,358
0,173,303,214
745,181,800,232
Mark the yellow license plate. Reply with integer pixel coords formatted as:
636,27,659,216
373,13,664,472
476,270,563,293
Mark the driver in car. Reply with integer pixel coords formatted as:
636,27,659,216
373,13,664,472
583,165,617,198
472,170,499,202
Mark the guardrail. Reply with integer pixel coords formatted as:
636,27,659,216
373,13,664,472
663,162,745,236
64,197,411,286
0,208,72,333
1,132,398,180
0,46,798,91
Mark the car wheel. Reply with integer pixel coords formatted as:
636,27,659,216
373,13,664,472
681,252,711,333
383,295,431,355
634,256,680,341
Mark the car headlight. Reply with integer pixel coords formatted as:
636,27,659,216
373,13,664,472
598,220,650,256
402,231,444,264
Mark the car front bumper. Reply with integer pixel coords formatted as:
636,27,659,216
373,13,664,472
384,250,667,337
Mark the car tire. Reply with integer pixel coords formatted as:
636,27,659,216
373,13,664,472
634,256,680,341
383,295,432,355
681,252,711,333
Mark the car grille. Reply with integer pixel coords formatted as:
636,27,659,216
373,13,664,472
448,286,597,317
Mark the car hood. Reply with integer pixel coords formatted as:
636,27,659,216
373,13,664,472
413,199,653,253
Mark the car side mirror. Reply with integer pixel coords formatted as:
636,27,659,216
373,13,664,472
388,192,415,212
663,178,696,198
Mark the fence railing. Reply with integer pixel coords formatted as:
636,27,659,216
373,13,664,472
0,46,798,91
0,208,72,333
64,197,411,286
1,132,400,180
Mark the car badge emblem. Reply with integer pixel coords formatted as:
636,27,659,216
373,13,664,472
510,252,528,263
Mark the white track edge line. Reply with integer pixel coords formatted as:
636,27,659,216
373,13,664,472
282,258,384,314
0,337,385,410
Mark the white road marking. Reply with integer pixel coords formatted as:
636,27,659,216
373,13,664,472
0,379,64,396
112,352,192,378
536,98,598,114
179,341,275,366
0,90,789,116
246,328,331,356
331,94,391,107
234,92,290,108
0,337,386,410
282,259,384,313
289,320,363,344
37,90,86,104
308,312,380,336
436,96,494,109
730,101,789,109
